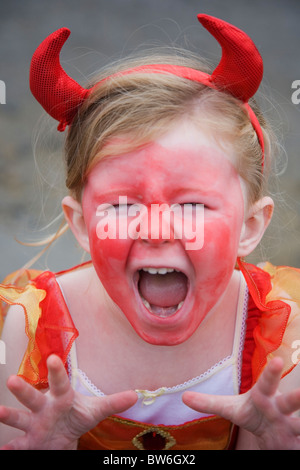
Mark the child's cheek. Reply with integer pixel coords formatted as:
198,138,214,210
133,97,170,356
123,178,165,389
207,222,237,272
207,215,240,255
192,211,242,284
86,215,133,293
89,229,129,270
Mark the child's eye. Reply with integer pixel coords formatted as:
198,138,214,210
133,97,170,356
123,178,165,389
113,203,143,215
179,203,207,220
182,202,212,210
113,203,128,209
113,203,138,209
180,203,206,209
181,203,198,207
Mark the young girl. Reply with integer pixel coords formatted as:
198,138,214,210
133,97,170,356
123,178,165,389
1,13,300,450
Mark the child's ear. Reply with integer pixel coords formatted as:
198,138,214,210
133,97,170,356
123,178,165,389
62,195,90,253
238,196,274,257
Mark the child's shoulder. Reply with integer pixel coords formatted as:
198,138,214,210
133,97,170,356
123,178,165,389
55,261,107,330
0,264,93,388
56,261,94,294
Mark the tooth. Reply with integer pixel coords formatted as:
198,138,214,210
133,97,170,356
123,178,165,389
141,267,176,275
142,297,151,309
157,268,168,274
147,268,158,274
177,301,184,310
141,267,157,274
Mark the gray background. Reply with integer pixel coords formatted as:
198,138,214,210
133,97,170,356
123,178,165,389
1,0,300,279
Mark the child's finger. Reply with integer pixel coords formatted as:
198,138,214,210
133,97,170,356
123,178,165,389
6,375,46,413
255,357,284,397
0,405,30,431
90,390,138,422
47,354,71,397
182,390,237,420
288,415,300,437
276,388,300,416
1,435,29,451
182,391,213,413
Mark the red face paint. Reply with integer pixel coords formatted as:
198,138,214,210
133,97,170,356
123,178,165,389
81,121,245,345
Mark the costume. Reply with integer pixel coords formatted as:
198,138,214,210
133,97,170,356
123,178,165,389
1,13,295,451
1,260,300,450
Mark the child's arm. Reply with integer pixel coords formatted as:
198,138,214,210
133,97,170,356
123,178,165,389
182,357,300,450
0,306,137,450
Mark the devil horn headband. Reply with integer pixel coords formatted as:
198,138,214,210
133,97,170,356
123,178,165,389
30,14,265,167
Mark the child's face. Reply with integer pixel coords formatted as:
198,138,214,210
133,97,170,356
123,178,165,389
81,120,246,345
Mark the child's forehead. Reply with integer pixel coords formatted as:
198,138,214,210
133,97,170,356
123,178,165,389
89,121,238,186
85,143,241,208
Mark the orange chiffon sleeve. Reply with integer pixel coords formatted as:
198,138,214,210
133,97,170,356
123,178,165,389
0,268,79,388
239,260,300,392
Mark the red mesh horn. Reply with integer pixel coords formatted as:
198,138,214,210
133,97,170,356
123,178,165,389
30,14,264,153
30,28,89,131
198,14,263,102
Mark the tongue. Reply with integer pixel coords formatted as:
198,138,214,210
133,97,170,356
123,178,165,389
138,271,188,307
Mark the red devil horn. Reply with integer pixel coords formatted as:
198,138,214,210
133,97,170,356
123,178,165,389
30,28,89,131
198,14,263,102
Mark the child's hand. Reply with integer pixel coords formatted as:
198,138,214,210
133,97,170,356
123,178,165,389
0,354,138,450
182,357,300,450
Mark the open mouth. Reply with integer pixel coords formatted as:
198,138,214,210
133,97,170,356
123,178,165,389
137,267,189,318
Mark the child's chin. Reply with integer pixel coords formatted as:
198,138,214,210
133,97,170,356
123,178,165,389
133,324,197,346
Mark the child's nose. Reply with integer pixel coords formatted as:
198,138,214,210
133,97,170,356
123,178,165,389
138,203,175,245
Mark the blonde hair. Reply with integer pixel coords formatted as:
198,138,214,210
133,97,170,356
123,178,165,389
64,48,275,206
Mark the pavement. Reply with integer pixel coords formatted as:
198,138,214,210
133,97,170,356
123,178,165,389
1,0,300,279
